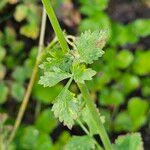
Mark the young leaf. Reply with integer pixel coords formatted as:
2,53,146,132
0,82,8,104
39,71,71,87
40,54,73,73
52,84,81,129
75,30,108,64
35,109,58,134
72,63,96,83
114,133,143,150
65,135,95,150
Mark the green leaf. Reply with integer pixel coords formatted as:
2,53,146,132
20,24,39,39
0,64,6,80
35,109,58,134
19,126,52,150
99,88,124,106
39,71,71,87
11,82,25,102
65,135,95,150
32,82,62,104
75,30,108,64
20,126,39,149
116,50,134,69
14,4,28,22
79,12,111,32
82,106,105,135
116,73,140,95
12,66,28,83
133,50,150,75
72,63,96,83
0,82,8,104
110,23,138,46
128,97,149,130
114,133,143,150
40,54,73,73
0,46,6,62
114,97,149,132
131,19,150,37
114,111,133,132
34,133,52,150
52,84,81,129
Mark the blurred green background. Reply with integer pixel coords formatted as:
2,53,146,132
0,0,150,149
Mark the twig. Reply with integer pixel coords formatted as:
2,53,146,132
8,8,47,144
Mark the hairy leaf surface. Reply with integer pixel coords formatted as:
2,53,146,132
52,87,81,129
72,63,96,83
39,71,71,87
75,30,108,64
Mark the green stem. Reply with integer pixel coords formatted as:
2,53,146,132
77,120,103,150
77,83,113,150
42,0,70,53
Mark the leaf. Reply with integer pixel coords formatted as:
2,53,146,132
35,109,58,134
11,82,25,102
0,64,6,80
34,133,52,150
40,54,73,73
14,4,28,22
75,30,108,64
0,46,6,62
82,106,105,135
52,86,81,129
114,133,143,150
39,71,71,87
20,24,39,39
65,135,95,150
19,126,52,150
116,73,140,95
114,97,149,132
116,50,134,69
72,63,96,83
32,82,63,104
131,19,150,37
114,111,133,132
0,82,8,104
127,97,149,130
20,126,39,149
99,88,124,106
133,50,150,75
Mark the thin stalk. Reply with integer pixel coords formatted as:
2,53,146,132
42,0,70,53
77,120,103,150
8,8,47,143
77,83,113,150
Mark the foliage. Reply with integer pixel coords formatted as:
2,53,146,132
0,0,149,149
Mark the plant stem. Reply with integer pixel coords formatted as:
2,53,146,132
8,8,47,143
77,120,103,150
42,0,70,53
77,83,113,150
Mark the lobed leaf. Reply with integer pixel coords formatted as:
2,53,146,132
114,133,143,150
72,63,96,83
52,87,81,129
75,30,108,64
39,71,71,87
